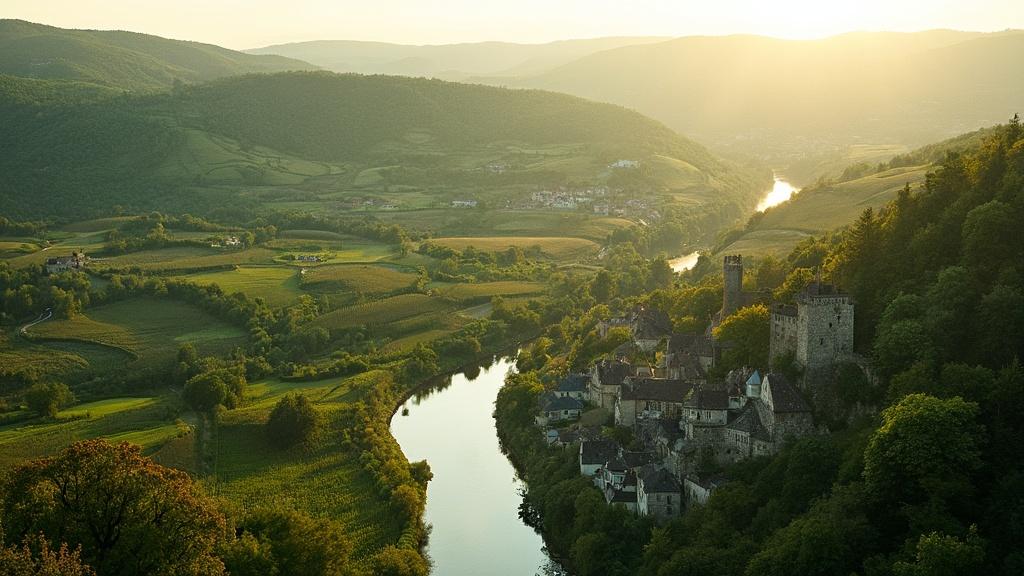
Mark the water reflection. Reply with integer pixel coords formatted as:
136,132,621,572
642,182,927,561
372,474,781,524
392,356,565,575
755,176,798,212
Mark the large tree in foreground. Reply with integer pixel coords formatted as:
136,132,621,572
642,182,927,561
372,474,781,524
0,440,227,576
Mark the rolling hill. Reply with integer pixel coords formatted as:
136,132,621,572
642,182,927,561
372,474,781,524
716,125,997,256
246,37,669,80
0,19,316,91
494,30,1024,182
0,71,766,220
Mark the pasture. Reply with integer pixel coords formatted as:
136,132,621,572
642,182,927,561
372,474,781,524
302,264,420,294
310,294,450,331
28,298,247,368
428,236,599,261
437,280,546,302
210,370,405,558
177,266,305,307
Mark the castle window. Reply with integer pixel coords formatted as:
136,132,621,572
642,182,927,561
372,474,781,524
820,338,824,346
829,322,833,328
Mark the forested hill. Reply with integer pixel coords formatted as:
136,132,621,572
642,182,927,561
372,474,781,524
0,71,764,220
0,19,316,91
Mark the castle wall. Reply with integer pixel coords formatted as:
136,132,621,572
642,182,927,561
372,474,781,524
796,296,855,378
769,311,799,364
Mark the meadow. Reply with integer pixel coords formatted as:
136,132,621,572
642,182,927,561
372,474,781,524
28,298,247,368
310,294,451,331
177,266,306,307
301,264,421,294
427,236,600,261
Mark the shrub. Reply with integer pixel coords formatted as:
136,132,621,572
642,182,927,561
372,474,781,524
23,382,75,418
265,395,318,449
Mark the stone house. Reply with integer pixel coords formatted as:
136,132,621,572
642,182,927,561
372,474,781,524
637,465,682,519
684,474,729,508
536,394,583,425
579,440,619,477
554,374,589,401
588,358,632,411
45,252,86,274
615,378,694,428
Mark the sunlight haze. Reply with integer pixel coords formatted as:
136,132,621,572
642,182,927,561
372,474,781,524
3,0,1021,48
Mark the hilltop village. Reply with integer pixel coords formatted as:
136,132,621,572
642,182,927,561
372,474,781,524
535,255,858,519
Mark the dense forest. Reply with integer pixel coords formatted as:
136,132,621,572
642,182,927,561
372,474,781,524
496,119,1024,576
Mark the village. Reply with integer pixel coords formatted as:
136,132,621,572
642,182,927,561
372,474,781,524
534,255,857,520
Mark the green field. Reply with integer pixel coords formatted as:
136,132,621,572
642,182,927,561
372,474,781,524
302,264,420,294
720,164,930,257
29,298,247,368
311,294,450,331
437,280,546,302
429,236,600,260
0,393,186,469
97,247,279,271
177,266,305,307
210,371,405,558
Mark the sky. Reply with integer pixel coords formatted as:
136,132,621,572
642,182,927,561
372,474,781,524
2,0,1021,49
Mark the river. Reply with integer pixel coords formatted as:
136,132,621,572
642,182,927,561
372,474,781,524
391,356,565,576
755,174,798,212
669,174,798,271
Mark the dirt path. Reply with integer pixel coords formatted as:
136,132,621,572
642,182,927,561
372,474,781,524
20,308,52,335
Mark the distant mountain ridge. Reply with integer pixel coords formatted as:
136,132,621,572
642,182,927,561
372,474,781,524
246,36,670,80
0,19,317,91
480,30,1024,174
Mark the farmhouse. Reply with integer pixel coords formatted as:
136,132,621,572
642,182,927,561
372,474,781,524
45,252,86,274
579,440,619,477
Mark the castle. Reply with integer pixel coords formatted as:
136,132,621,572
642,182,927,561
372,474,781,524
769,278,855,385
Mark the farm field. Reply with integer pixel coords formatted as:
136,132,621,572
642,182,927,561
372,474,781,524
302,263,421,294
438,280,546,302
177,266,306,307
428,236,600,261
0,393,186,469
210,370,405,560
28,298,247,368
310,293,452,331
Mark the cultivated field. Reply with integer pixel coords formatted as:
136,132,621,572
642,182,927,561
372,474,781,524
428,236,600,260
302,264,421,294
28,298,247,368
310,294,450,331
177,266,305,307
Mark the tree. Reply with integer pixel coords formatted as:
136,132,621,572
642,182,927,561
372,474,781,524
892,527,985,576
265,395,318,449
183,372,227,413
23,383,75,418
223,509,351,576
371,546,429,576
713,305,770,372
590,270,615,303
0,440,226,575
863,394,983,505
0,534,95,576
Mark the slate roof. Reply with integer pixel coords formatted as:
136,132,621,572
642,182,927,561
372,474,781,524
608,488,638,504
542,396,584,412
605,456,629,472
684,388,730,410
746,371,762,387
620,378,694,402
580,440,619,466
801,281,841,297
687,474,730,491
622,451,657,469
595,359,632,386
764,373,810,413
633,307,673,340
639,465,681,493
727,402,770,442
556,373,589,393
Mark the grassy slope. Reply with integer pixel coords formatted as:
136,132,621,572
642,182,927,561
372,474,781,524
28,298,247,368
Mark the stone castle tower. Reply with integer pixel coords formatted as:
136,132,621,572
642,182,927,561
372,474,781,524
769,282,854,386
722,255,744,317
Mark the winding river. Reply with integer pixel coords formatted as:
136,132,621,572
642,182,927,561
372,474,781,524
669,174,798,271
392,356,565,576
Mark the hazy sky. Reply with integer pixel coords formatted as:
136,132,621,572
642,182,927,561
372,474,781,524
3,0,1021,49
